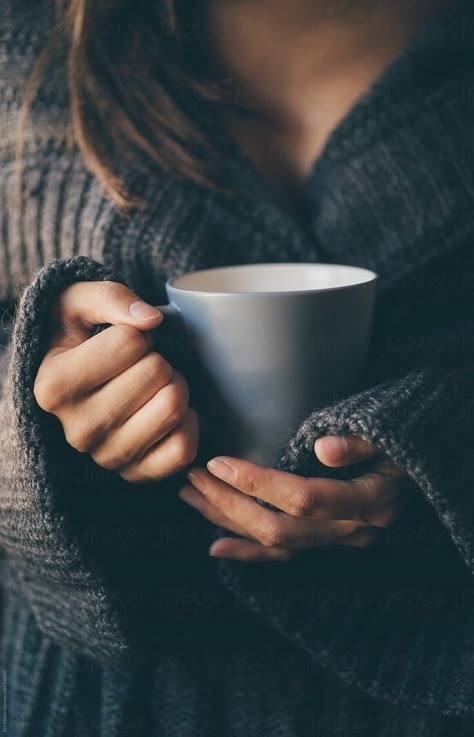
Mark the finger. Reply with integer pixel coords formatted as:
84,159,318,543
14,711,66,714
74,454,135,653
314,435,380,467
205,455,336,517
118,407,199,483
277,471,400,525
180,481,382,557
49,280,163,349
209,538,294,562
180,489,293,560
92,349,177,418
178,485,252,539
39,326,162,406
204,455,394,523
186,468,363,548
90,371,189,466
210,527,384,555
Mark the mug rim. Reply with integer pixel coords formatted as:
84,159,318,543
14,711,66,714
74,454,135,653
167,262,377,297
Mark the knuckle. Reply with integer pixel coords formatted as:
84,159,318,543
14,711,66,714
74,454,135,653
112,324,149,359
258,523,285,548
139,351,172,386
33,373,60,412
92,445,127,471
118,463,145,484
171,427,199,469
64,413,108,454
64,424,97,454
286,488,314,517
156,354,174,384
98,279,122,302
33,356,69,412
93,454,119,472
245,474,260,497
172,370,190,401
160,381,189,427
34,358,73,412
118,451,157,483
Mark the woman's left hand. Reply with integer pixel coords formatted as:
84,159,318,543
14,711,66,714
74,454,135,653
179,435,410,562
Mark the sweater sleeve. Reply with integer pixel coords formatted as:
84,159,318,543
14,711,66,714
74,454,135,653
0,256,217,665
215,257,474,717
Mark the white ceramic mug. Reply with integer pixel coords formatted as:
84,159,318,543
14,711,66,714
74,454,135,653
152,263,377,466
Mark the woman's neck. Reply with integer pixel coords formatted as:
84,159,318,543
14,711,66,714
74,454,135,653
203,0,454,216
205,0,453,134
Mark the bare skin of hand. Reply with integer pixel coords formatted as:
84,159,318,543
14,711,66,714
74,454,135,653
33,281,199,482
179,435,410,562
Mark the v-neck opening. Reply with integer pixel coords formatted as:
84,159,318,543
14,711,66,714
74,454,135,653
204,0,465,235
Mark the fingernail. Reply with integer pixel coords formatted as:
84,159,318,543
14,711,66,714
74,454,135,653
207,457,235,482
209,542,223,557
129,300,162,320
178,492,197,509
186,470,199,484
178,486,193,501
315,436,348,461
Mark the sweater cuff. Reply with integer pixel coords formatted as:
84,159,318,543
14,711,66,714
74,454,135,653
275,363,474,573
4,257,141,663
215,363,474,716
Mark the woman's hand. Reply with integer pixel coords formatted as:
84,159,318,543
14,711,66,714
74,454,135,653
33,281,199,482
179,435,409,561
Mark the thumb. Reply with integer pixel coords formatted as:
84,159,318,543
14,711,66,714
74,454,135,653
314,434,379,467
50,280,163,345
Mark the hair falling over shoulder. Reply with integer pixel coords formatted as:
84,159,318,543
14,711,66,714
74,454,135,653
18,0,236,208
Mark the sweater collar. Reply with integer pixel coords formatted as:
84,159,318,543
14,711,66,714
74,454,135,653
209,0,474,286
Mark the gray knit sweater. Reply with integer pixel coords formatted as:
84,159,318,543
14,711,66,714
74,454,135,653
2,0,474,735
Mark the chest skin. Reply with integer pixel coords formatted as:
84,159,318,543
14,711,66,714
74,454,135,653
217,106,330,224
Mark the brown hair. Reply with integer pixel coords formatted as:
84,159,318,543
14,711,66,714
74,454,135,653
18,0,239,208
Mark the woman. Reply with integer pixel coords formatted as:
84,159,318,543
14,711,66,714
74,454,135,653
1,0,474,734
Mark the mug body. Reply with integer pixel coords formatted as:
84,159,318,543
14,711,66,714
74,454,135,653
164,263,377,465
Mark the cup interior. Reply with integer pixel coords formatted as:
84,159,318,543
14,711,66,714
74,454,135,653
170,263,376,294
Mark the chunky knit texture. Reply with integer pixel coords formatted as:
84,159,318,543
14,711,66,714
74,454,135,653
2,0,474,734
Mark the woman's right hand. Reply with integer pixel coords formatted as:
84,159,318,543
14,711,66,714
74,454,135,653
33,280,199,483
